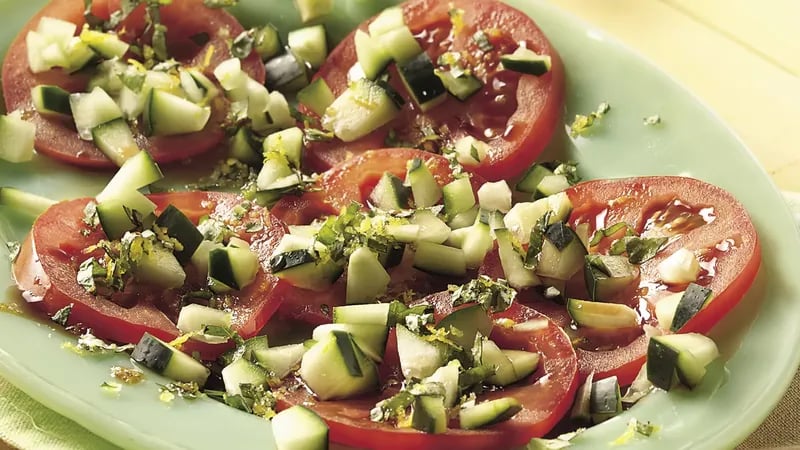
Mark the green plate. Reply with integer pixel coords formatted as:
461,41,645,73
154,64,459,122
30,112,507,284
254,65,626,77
1,1,799,449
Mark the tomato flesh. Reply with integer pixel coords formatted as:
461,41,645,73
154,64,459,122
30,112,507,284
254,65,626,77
278,292,578,449
2,0,264,168
12,191,288,359
301,0,564,182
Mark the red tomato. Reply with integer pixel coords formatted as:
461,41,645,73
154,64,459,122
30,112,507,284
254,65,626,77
272,148,485,325
300,0,564,182
12,191,289,359
2,0,264,169
483,176,761,386
278,293,578,449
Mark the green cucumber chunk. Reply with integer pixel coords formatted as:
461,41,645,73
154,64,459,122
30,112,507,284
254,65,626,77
131,333,210,386
459,397,522,430
221,357,270,396
91,118,140,167
346,247,391,304
298,330,379,400
271,405,329,450
395,324,449,379
252,343,307,379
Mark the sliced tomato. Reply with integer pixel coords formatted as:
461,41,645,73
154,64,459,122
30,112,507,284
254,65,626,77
2,0,264,168
300,0,564,181
278,293,578,449
12,191,289,359
272,148,485,325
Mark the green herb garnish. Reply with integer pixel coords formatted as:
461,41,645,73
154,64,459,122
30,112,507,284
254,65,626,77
450,276,516,313
51,304,73,327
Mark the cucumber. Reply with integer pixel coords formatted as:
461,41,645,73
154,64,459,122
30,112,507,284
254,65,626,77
412,241,467,277
252,343,307,379
536,222,586,281
422,360,461,408
264,48,309,92
377,25,422,65
189,240,224,276
368,172,410,210
583,254,639,301
570,371,594,422
0,114,36,163
435,69,482,101
590,376,622,423
436,304,492,350
299,330,379,400
516,164,553,194
264,127,304,169
535,174,571,198
131,333,210,386
346,247,391,304
442,177,476,218
459,397,522,430
452,136,488,167
395,324,449,379
459,218,493,269
253,25,281,61
70,87,123,140
208,245,259,292
477,181,512,213
411,395,447,434
657,247,700,285
96,151,164,203
31,85,72,117
406,158,442,208
271,405,329,450
91,118,140,167
176,304,232,343
143,89,211,136
321,78,402,142
287,25,328,69
480,339,516,386
672,283,713,331
219,335,270,367
354,29,391,80
500,47,552,76
269,249,344,291
0,187,56,218
398,52,447,112
155,204,204,264
368,6,404,37
647,333,719,390
95,189,156,240
495,228,540,289
312,323,388,362
566,298,639,329
79,29,129,58
410,209,451,244
294,0,333,23
332,303,390,327
297,78,335,116
221,357,270,396
503,349,540,382
133,244,186,289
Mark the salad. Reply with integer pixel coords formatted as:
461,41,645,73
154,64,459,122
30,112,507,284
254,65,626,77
0,0,764,449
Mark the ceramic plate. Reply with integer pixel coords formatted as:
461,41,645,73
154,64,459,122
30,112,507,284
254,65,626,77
1,1,798,449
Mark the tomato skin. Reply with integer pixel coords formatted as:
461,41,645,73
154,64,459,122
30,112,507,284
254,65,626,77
278,293,578,449
2,0,264,169
301,0,564,182
12,191,288,359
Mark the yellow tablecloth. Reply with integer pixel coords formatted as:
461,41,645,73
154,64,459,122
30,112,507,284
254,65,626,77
3,1,800,449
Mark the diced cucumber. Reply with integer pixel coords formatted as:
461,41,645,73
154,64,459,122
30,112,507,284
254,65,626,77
31,85,72,117
222,357,270,396
288,25,328,69
294,0,333,23
566,298,639,329
321,78,402,142
590,376,621,423
655,291,682,332
143,89,211,136
477,181,512,213
570,371,594,422
480,339,516,386
647,333,719,390
297,78,335,116
535,174,571,198
411,395,447,434
354,29,390,81
459,397,522,430
190,241,224,277
406,158,442,208
536,222,586,281
436,304,492,350
0,114,36,163
657,247,700,285
452,136,488,167
0,187,55,218
503,199,549,245
385,223,420,243
503,349,540,382
79,29,129,58
264,127,304,169
229,127,263,165
442,177,475,218
516,164,553,194
253,25,282,61
91,118,140,167
299,330,379,400
332,303,390,327
70,87,123,140
378,25,422,64
264,49,309,93
435,69,482,101
264,91,296,132
398,52,447,112
133,243,186,289
131,333,210,386
500,47,552,76
459,219,493,268
583,254,638,301
271,405,329,450
410,209,451,244
422,360,461,408
208,245,259,292
253,343,307,379
176,304,232,344
312,323,388,362
412,241,466,277
368,6,405,37
369,172,410,210
219,335,270,367
95,189,156,240
671,283,712,331
495,228,540,289
395,324,449,379
257,158,294,191
346,247,391,304
155,204,204,264
269,249,344,291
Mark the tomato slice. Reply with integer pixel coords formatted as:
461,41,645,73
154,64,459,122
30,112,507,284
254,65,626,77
278,293,578,449
481,176,761,386
12,191,289,359
2,0,264,168
272,148,486,325
300,0,564,182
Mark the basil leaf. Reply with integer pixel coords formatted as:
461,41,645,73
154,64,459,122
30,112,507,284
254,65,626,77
626,236,668,264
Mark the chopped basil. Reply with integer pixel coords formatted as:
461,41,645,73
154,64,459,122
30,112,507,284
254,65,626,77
568,102,610,138
552,161,581,185
450,276,516,313
189,158,257,191
100,381,122,393
63,330,135,355
5,241,20,263
304,128,335,142
370,380,445,425
82,201,99,228
51,304,73,327
589,222,633,247
202,324,245,347
387,301,432,328
158,381,202,400
623,236,668,264
458,365,496,392
525,211,552,268
206,384,277,418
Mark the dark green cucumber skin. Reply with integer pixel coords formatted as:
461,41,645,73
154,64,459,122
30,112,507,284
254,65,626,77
516,164,553,193
209,248,239,289
647,338,679,390
411,396,445,433
264,48,308,91
332,330,363,377
376,242,405,269
370,172,410,210
589,376,621,423
436,304,492,350
544,222,576,251
36,85,72,116
269,250,316,272
155,205,203,264
398,52,446,105
671,283,712,331
583,255,636,301
131,333,172,373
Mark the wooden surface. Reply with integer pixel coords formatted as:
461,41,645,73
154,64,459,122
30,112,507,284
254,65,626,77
2,1,799,449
